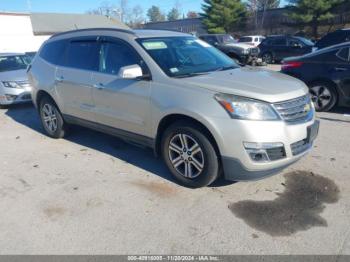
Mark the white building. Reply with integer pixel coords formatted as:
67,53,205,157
0,12,129,53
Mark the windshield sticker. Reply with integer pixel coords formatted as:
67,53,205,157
142,41,168,50
170,68,179,73
195,39,211,48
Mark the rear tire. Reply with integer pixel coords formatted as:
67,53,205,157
161,121,220,188
39,96,68,138
309,82,337,112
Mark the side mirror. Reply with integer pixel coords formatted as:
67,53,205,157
118,64,143,79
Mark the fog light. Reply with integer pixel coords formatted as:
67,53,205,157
244,142,285,162
5,94,17,101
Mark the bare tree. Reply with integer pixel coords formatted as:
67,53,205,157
127,5,145,28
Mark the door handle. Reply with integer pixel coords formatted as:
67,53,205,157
93,83,105,90
335,67,347,72
55,76,64,82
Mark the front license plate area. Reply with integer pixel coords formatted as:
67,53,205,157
307,120,320,143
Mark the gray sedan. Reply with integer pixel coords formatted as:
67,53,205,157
0,53,32,108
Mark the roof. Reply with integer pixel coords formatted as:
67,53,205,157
133,29,190,38
30,13,129,35
0,53,25,57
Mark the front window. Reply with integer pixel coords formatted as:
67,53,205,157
137,37,238,78
0,55,29,72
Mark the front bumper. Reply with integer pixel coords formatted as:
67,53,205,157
0,86,32,105
208,116,319,181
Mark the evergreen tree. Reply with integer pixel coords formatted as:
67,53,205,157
147,5,165,22
202,0,246,33
288,0,345,38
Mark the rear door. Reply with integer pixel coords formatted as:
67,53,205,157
332,47,350,100
91,37,151,137
55,38,100,120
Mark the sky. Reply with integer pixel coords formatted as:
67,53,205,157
0,0,288,17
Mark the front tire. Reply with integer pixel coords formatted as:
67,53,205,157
309,82,337,112
262,52,273,64
161,121,220,188
39,97,68,138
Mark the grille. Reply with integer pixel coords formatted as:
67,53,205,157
273,95,313,123
249,48,259,55
266,146,286,161
291,139,311,156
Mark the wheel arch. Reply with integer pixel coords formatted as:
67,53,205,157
36,90,61,112
307,78,339,100
154,114,221,159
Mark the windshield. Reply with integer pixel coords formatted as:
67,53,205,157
137,37,238,78
296,37,314,46
221,35,237,44
0,55,30,72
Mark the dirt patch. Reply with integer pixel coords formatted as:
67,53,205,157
43,206,66,219
129,181,178,197
229,171,340,237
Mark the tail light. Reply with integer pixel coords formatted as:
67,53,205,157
282,61,303,70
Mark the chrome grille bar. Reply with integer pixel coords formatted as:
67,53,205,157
272,95,313,123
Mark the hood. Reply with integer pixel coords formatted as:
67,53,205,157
0,69,28,82
225,42,253,50
181,67,308,103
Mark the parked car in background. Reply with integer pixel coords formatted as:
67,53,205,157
259,35,314,64
281,42,350,111
238,35,265,47
28,28,318,188
0,53,32,108
25,52,37,61
314,29,350,51
199,34,260,65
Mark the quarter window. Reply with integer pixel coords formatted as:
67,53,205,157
40,40,66,65
65,41,100,71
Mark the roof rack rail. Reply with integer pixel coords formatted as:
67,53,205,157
50,28,135,39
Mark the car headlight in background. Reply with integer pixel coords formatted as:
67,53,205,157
242,49,250,55
215,93,280,121
2,81,22,89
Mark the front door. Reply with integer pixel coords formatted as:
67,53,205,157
91,38,151,137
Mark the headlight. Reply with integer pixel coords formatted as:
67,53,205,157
242,49,250,55
215,93,280,121
2,81,21,89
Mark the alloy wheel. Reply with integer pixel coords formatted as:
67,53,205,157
168,134,204,179
310,85,332,111
42,103,58,133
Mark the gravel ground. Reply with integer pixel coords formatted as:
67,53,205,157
0,65,349,255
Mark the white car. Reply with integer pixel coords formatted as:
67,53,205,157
238,36,266,47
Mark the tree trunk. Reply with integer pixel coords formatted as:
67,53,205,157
312,17,319,40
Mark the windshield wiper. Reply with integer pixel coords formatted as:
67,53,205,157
173,72,210,78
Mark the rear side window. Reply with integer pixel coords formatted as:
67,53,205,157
40,40,66,65
65,41,100,71
99,41,141,75
336,47,350,61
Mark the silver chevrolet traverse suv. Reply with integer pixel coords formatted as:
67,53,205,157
28,29,319,188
